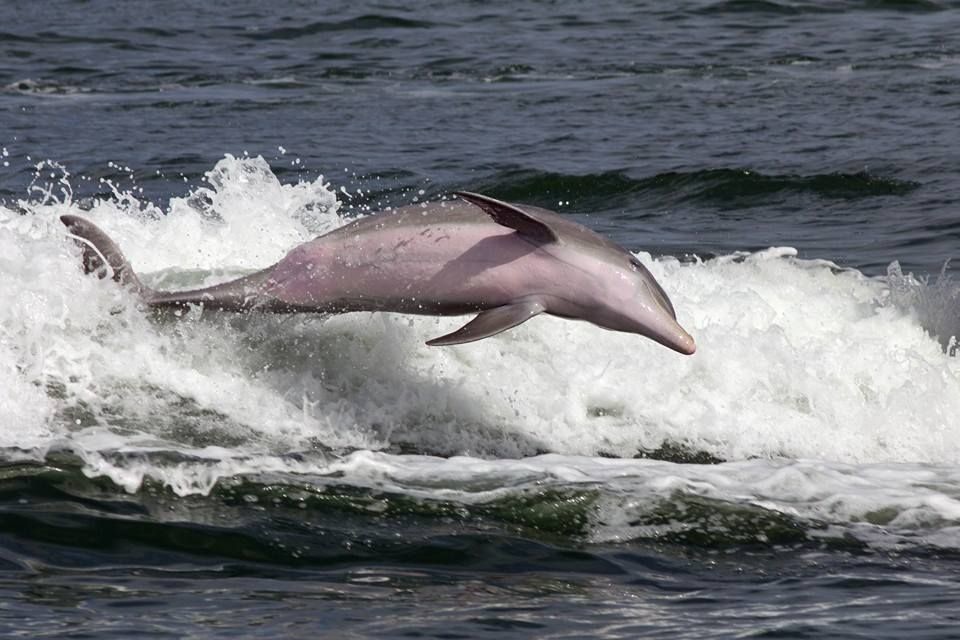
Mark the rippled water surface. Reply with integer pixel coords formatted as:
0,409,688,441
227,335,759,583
3,1,960,638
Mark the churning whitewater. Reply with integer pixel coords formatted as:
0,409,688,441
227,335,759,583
2,155,960,549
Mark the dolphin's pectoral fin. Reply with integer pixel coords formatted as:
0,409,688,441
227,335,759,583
454,191,558,243
426,300,545,346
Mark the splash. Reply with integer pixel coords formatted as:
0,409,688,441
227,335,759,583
887,260,960,353
1,156,958,519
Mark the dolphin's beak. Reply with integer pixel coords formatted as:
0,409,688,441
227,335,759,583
666,324,697,355
631,263,695,354
642,312,696,355
647,294,697,355
643,290,697,356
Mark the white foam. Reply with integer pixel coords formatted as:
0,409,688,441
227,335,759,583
2,155,960,546
277,451,960,550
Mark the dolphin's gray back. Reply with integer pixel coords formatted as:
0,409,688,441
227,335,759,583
324,200,633,261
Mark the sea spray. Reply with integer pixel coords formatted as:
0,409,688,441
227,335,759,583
1,156,959,554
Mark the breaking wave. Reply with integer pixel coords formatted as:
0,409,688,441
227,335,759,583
1,155,958,553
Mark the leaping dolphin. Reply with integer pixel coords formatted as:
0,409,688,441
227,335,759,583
60,191,695,354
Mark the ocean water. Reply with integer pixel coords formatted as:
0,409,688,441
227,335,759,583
3,1,960,637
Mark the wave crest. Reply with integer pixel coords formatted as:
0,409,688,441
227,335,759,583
472,167,919,210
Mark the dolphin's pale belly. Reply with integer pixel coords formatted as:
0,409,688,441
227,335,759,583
265,222,563,315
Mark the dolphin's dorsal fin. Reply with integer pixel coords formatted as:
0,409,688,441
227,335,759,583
426,300,545,346
454,191,558,243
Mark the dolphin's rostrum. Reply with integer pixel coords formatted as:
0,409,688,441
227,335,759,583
61,191,696,354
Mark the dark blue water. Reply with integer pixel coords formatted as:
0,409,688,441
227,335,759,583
6,0,960,274
4,1,960,637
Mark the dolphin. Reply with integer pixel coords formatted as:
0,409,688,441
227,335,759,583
60,191,695,354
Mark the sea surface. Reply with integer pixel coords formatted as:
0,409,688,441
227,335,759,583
3,1,960,637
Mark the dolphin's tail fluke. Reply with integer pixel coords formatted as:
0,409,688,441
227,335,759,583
60,214,154,298
60,214,286,313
